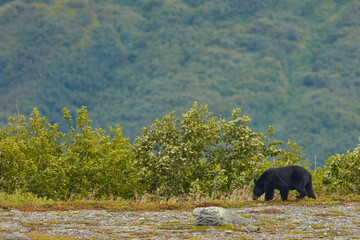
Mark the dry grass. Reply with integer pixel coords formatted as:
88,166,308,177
0,190,359,212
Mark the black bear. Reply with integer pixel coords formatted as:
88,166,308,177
252,165,316,201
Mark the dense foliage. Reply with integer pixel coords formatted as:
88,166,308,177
1,104,359,200
1,0,360,165
0,107,137,200
0,104,310,200
323,139,360,194
134,102,283,197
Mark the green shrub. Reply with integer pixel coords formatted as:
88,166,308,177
323,139,360,194
0,107,137,200
133,102,284,197
4,103,355,200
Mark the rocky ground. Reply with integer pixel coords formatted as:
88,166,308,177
0,203,359,239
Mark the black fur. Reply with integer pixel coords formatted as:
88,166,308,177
253,165,316,201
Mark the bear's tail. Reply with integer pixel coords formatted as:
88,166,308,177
306,175,316,199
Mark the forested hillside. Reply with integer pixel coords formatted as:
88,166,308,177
1,0,360,165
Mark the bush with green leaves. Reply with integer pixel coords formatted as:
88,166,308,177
0,103,327,200
60,107,138,199
0,107,136,200
0,109,64,199
323,139,360,194
134,102,288,197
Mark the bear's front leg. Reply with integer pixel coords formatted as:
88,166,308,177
279,185,289,201
265,188,274,201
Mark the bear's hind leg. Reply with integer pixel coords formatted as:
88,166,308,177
305,180,316,199
295,187,307,199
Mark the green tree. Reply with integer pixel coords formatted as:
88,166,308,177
323,138,360,194
0,109,66,199
25,108,66,199
0,107,137,200
0,114,29,193
62,106,138,199
133,102,283,197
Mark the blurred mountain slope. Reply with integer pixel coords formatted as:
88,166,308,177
1,0,359,164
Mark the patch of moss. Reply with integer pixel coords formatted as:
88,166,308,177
20,220,57,231
25,233,85,240
155,222,208,231
284,237,313,240
314,209,351,217
284,230,307,234
126,231,164,239
64,220,98,226
281,223,299,230
322,201,340,206
214,225,243,232
353,221,360,227
309,223,325,229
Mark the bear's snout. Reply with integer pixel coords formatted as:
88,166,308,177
253,195,259,200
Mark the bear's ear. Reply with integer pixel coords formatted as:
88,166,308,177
254,179,257,184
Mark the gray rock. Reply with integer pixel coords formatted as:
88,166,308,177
192,207,205,216
193,207,250,226
2,233,30,240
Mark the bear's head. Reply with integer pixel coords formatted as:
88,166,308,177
252,178,266,200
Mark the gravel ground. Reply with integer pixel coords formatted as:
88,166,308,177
0,203,359,239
